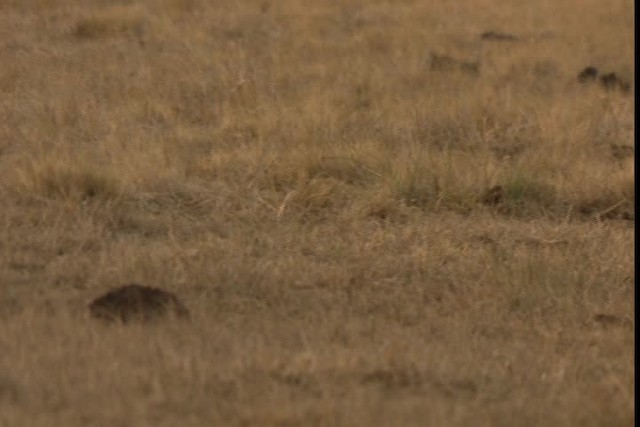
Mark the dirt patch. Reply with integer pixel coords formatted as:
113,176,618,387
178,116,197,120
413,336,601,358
88,284,189,323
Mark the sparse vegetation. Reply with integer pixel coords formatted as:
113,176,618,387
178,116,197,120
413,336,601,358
0,0,633,426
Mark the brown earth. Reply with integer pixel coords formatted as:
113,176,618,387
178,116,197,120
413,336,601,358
0,0,633,426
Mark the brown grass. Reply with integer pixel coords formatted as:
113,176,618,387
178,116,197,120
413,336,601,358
0,0,634,425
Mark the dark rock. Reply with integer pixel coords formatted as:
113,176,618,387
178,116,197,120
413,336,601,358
89,284,189,323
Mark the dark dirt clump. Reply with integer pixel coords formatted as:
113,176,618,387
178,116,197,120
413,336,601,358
599,72,630,93
577,66,598,83
89,284,189,323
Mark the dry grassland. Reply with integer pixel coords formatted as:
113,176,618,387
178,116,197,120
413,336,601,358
0,0,634,425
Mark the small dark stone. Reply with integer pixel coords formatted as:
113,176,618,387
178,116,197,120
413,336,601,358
577,66,598,83
480,31,518,41
481,185,503,206
89,284,189,323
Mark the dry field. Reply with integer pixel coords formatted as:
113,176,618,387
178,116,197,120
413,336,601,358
0,0,634,425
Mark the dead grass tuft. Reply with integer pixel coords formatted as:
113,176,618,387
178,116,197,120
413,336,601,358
13,156,122,202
